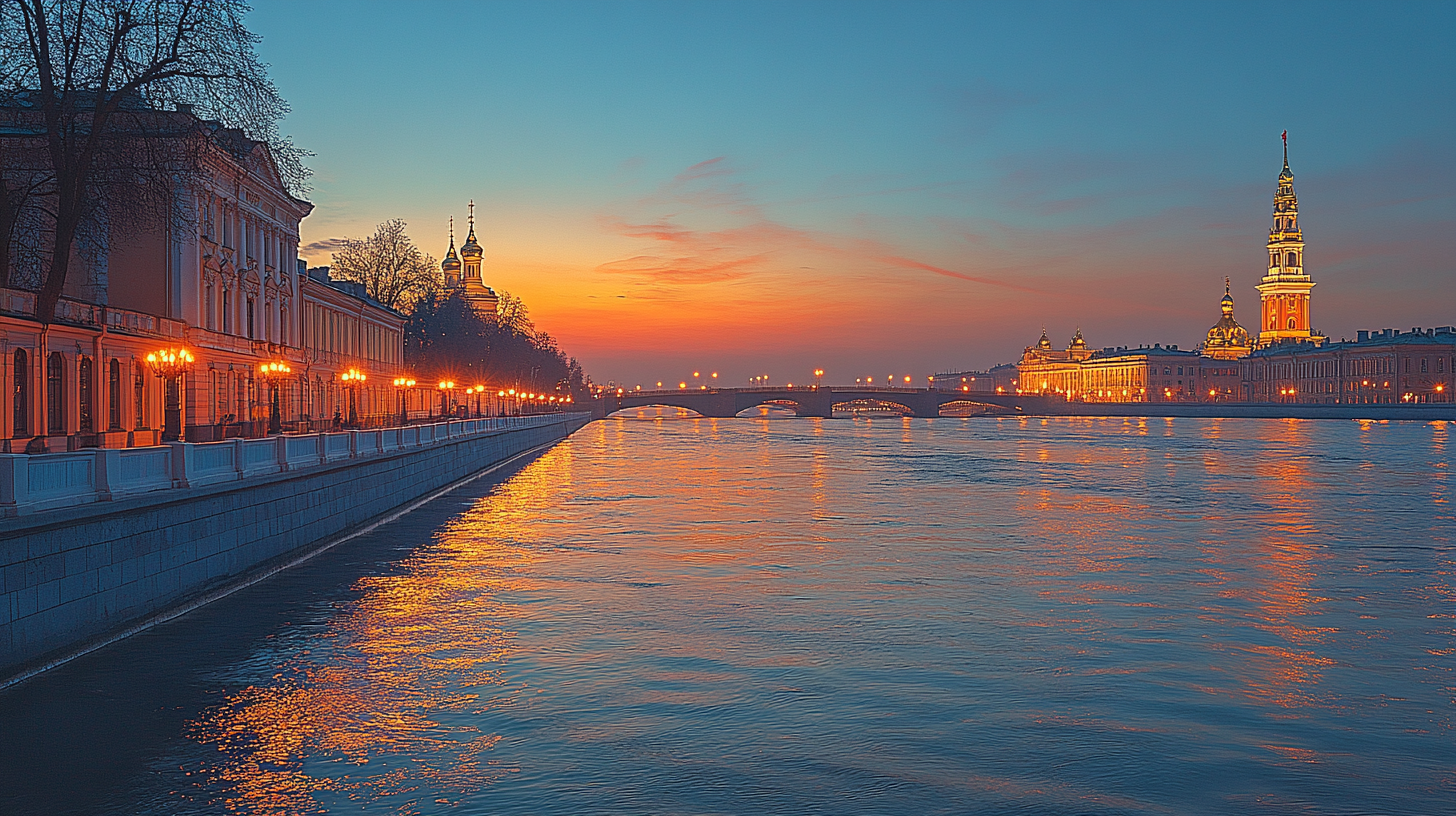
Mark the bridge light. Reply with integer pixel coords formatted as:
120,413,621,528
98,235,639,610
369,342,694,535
693,371,700,378
679,382,686,389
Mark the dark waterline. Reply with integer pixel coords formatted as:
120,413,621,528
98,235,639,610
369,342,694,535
1,416,1452,815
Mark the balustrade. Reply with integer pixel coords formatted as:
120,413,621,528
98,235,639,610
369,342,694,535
0,413,579,516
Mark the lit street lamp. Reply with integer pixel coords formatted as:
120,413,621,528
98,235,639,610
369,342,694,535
340,367,366,427
393,376,416,425
437,380,456,417
258,360,292,434
146,347,194,442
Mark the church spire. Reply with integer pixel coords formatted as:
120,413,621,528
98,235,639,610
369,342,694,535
1256,132,1321,348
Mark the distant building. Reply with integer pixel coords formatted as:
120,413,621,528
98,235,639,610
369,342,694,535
440,202,499,319
1257,139,1324,348
1198,278,1253,361
1243,327,1455,404
1017,328,1208,402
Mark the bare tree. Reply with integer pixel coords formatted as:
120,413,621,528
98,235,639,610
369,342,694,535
0,0,308,322
494,289,534,336
330,219,438,311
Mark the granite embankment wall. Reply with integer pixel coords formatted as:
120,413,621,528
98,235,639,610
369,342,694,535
0,413,589,681
1033,403,1456,420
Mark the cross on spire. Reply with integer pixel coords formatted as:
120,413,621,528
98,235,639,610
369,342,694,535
449,215,454,242
468,199,475,226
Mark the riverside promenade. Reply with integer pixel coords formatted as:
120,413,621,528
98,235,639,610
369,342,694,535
0,412,590,685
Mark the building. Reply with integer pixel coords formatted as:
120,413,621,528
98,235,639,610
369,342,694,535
1198,278,1253,361
1017,329,1208,403
1243,326,1455,404
440,203,499,318
298,264,406,428
0,99,405,450
1257,135,1324,348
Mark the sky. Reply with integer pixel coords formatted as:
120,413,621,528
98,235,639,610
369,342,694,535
249,0,1456,388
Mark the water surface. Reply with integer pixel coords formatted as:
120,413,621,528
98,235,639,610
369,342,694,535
1,416,1452,815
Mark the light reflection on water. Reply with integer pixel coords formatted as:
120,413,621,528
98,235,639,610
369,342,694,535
3,417,1454,814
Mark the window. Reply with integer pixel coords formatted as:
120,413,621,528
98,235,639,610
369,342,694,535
246,298,256,339
12,349,28,437
1177,366,1183,376
280,306,290,346
46,352,65,435
1421,358,1428,374
134,365,147,430
1287,317,1296,330
222,288,231,334
1287,251,1297,267
1163,367,1171,375
78,356,93,433
205,284,215,330
108,359,122,430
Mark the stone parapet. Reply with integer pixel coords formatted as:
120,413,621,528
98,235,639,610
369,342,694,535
0,412,590,683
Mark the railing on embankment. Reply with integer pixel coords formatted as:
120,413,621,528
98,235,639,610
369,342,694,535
0,412,590,684
0,415,575,517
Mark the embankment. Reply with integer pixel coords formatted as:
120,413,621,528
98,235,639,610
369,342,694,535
0,412,589,684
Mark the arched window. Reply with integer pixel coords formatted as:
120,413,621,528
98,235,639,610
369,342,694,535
246,297,256,339
108,359,122,430
134,364,147,430
280,306,290,346
1287,251,1297,267
46,352,65,435
1287,317,1296,330
12,349,29,437
78,356,94,433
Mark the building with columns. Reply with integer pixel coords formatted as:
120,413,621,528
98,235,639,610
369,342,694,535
0,102,404,451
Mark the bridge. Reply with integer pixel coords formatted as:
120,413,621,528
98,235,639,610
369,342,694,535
599,386,1057,418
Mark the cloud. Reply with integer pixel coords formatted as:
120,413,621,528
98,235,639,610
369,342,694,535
596,159,1050,292
300,237,350,256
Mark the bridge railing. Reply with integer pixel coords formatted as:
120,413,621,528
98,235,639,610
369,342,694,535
0,412,588,517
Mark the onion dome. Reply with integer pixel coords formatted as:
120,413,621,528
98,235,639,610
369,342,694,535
460,200,483,259
1203,278,1251,357
1038,327,1052,350
1068,328,1086,350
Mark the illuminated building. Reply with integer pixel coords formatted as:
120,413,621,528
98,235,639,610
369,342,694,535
1199,278,1253,361
1017,329,1207,403
0,98,409,450
1243,326,1455,403
441,201,500,319
1257,135,1325,348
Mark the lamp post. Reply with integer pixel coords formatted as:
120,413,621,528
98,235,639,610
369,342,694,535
340,367,366,427
145,347,194,442
392,376,416,426
437,380,455,417
258,361,292,434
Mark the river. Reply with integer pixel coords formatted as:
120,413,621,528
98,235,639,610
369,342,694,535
0,415,1452,815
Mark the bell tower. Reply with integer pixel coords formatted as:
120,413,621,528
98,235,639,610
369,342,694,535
1256,132,1321,347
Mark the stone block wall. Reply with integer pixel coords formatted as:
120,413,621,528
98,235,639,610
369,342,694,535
0,414,589,680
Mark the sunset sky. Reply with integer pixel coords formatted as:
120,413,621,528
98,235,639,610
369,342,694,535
251,0,1455,387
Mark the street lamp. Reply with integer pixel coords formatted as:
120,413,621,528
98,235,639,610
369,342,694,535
340,368,366,426
258,360,292,434
146,347,194,442
437,379,456,417
392,376,416,425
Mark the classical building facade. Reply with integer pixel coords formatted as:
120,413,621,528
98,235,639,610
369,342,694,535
441,204,500,318
0,102,405,450
1243,327,1454,404
1257,137,1324,348
1017,329,1210,403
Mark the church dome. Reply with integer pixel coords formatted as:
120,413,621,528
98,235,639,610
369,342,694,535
1202,279,1251,359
